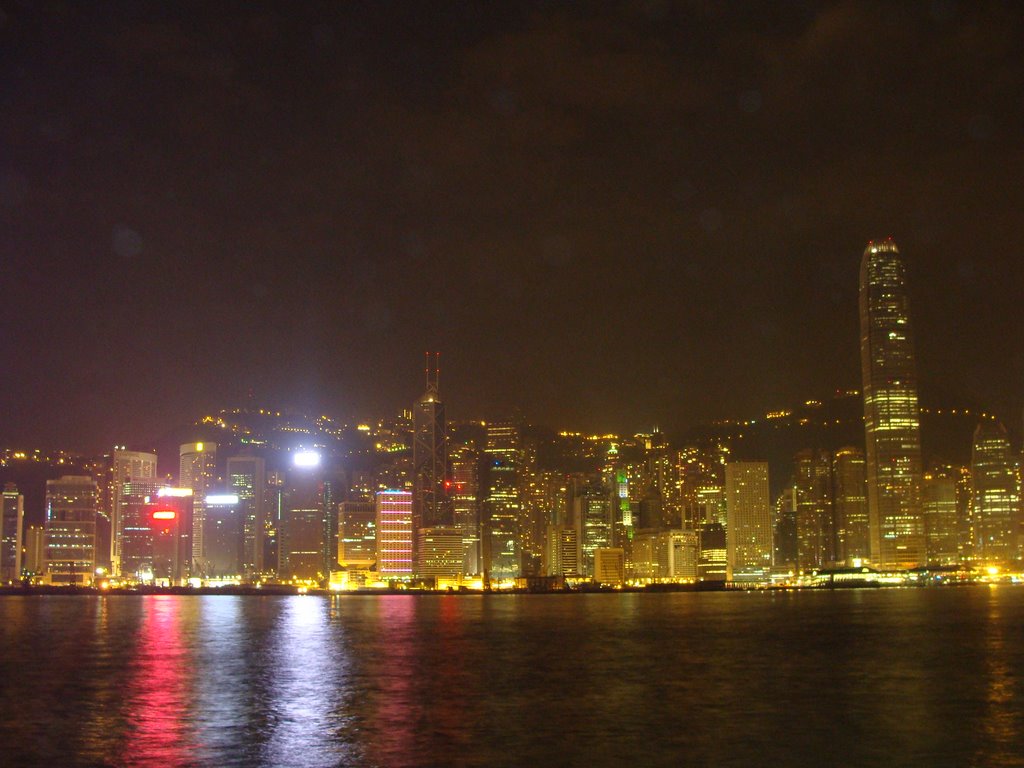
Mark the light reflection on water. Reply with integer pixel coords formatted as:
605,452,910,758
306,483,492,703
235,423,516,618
0,589,1023,767
121,596,194,767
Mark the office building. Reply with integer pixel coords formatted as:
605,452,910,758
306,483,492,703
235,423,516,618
725,462,772,583
111,448,157,575
204,493,243,578
180,442,217,570
376,490,413,578
859,238,926,568
794,449,833,571
922,469,960,565
1,484,24,582
971,421,1021,564
119,479,162,582
227,454,267,576
544,524,580,577
574,482,613,578
449,442,480,575
631,529,698,581
593,547,625,586
279,453,328,583
23,525,46,577
484,422,521,580
416,527,463,581
833,447,869,563
44,475,99,585
412,354,451,543
698,522,727,582
338,501,376,568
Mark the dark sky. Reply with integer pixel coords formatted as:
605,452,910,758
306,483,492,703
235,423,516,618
2,0,1023,451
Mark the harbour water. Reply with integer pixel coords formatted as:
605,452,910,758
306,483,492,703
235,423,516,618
1,588,1022,767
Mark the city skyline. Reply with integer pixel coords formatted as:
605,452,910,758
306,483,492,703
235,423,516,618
3,2,1024,449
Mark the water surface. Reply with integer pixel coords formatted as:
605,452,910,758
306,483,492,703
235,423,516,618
1,589,1022,767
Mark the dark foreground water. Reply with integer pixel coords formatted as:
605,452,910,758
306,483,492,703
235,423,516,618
1,589,1023,767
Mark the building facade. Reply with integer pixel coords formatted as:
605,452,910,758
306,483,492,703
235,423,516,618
859,239,926,568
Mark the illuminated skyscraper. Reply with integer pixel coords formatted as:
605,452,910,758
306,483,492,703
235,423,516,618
204,493,243,578
416,527,463,581
544,524,580,577
119,479,162,581
227,455,267,576
180,442,217,572
449,442,480,575
859,239,925,568
412,354,450,538
44,475,99,585
22,525,45,577
338,501,376,568
376,490,413,578
1,484,24,583
922,468,960,565
573,482,613,578
111,448,157,575
484,422,521,580
725,462,772,583
833,447,869,563
970,421,1021,564
794,449,833,571
279,452,328,583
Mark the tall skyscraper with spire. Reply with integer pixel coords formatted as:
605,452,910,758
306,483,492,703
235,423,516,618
413,353,450,532
859,238,926,568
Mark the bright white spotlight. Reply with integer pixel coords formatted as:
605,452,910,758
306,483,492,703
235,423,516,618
293,450,321,468
205,494,240,505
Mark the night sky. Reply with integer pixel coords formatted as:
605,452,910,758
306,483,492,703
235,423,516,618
2,1,1023,451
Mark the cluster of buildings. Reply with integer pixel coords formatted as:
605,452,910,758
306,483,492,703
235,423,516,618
1,240,1022,590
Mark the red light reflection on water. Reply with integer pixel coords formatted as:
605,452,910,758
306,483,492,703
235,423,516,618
370,597,418,763
120,596,195,767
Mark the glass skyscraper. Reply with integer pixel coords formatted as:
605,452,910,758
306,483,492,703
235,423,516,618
859,239,925,568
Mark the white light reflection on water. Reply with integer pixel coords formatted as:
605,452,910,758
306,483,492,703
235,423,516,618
260,596,357,767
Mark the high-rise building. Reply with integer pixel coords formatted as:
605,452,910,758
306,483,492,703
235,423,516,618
794,449,833,572
279,453,328,583
119,479,162,582
203,493,243,578
630,529,698,581
922,469,960,565
376,490,413,578
833,447,869,564
574,482,613,578
44,475,99,585
544,524,580,577
725,462,772,583
971,421,1021,564
22,524,46,577
484,422,521,580
151,488,194,584
227,455,267,577
180,442,217,572
338,501,376,569
698,522,727,582
2,484,24,583
416,527,463,581
412,355,450,543
449,442,480,575
593,548,625,586
111,448,157,575
859,238,926,568
773,485,798,572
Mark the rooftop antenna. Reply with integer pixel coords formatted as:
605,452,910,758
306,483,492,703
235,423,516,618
435,351,441,394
